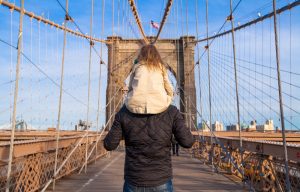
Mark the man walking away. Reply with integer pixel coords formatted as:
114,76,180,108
104,105,195,192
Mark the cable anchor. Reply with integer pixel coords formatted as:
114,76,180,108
65,14,72,21
90,40,94,46
226,14,233,21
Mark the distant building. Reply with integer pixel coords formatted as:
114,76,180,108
75,120,92,131
212,121,224,131
248,120,257,131
257,120,274,132
0,120,37,131
226,124,239,131
198,121,210,132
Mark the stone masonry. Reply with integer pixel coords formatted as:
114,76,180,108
106,36,196,130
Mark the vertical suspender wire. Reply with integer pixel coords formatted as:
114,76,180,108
9,8,13,125
45,18,49,124
229,0,244,183
205,0,214,172
261,19,264,119
186,0,192,130
30,17,33,126
179,0,187,126
56,28,59,127
229,0,242,148
175,0,180,109
115,0,120,112
117,0,120,36
269,19,272,121
254,23,257,121
243,25,246,121
53,0,68,190
121,0,125,37
272,0,291,191
38,20,41,129
195,0,203,139
85,0,94,173
5,0,24,191
95,0,105,162
185,0,191,130
289,9,292,129
108,0,114,130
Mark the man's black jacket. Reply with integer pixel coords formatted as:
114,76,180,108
104,105,195,187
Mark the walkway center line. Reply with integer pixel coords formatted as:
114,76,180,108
76,152,124,192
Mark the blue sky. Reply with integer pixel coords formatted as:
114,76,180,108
0,0,299,131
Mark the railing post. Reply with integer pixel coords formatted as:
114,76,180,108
272,0,291,191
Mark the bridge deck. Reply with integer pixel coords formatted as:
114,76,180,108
49,150,244,192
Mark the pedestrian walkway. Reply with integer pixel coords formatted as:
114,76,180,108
49,150,244,192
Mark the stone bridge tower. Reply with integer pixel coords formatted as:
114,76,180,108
106,36,197,130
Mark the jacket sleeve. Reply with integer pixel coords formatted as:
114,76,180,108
104,112,123,151
172,108,195,148
128,67,135,93
162,67,174,97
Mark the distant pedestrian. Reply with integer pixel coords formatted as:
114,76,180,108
171,135,179,156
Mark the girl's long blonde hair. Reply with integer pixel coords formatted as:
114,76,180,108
137,44,164,71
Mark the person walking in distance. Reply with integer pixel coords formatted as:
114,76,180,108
104,44,195,192
171,135,180,156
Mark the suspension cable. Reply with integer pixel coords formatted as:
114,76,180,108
0,0,108,44
127,0,149,44
194,0,300,44
152,0,173,44
184,0,300,98
5,0,24,191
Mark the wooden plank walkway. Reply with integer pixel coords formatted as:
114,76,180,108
49,150,245,192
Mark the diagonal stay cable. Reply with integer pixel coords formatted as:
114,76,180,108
210,51,300,102
77,95,124,174
41,96,123,192
210,50,300,76
185,0,243,85
55,0,106,65
178,87,247,180
211,55,299,130
0,38,91,109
